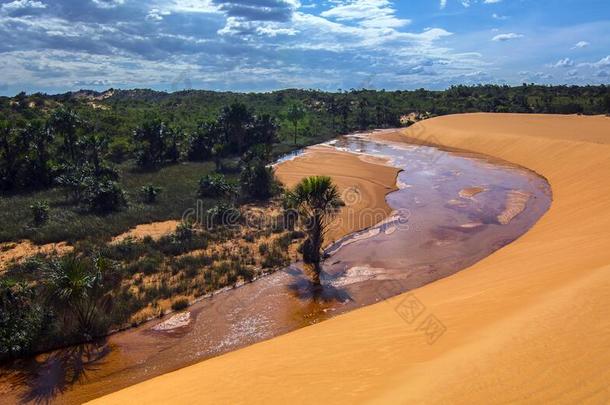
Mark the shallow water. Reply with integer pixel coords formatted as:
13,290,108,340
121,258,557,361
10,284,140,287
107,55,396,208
0,131,551,404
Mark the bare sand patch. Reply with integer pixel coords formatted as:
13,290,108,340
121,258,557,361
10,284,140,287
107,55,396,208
459,186,486,199
497,190,530,225
111,220,180,244
0,240,72,270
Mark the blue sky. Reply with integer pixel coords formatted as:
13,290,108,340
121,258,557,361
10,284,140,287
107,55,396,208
0,0,609,95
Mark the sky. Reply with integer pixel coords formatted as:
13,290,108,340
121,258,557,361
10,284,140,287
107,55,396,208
0,0,609,96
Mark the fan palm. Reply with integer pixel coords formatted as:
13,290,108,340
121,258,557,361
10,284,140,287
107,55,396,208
286,103,305,145
285,176,344,282
46,255,114,336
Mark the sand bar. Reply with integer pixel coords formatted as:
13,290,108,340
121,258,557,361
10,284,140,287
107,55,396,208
92,113,610,404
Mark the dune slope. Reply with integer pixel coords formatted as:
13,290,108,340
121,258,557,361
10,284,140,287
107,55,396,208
92,113,610,404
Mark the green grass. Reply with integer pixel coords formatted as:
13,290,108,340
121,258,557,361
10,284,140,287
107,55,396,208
0,160,227,244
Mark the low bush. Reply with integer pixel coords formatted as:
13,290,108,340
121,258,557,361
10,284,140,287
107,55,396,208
261,246,289,269
198,173,234,199
140,184,162,204
30,200,50,226
85,180,128,213
0,281,45,360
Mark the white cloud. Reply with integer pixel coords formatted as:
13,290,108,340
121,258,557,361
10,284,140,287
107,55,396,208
1,0,46,11
573,41,590,49
593,55,610,67
441,0,500,8
554,57,574,68
91,0,125,9
492,33,523,41
321,0,410,29
218,17,298,36
492,13,507,20
146,8,171,21
164,0,219,14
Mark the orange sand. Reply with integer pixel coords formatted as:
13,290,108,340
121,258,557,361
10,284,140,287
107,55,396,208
91,113,610,404
111,220,180,243
0,240,72,270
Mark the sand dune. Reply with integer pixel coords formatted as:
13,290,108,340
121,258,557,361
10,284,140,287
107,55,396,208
91,113,610,404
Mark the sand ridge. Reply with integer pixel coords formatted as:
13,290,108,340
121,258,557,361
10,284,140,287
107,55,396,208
91,113,610,404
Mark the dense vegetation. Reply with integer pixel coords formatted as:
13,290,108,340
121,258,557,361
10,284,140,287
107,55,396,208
1,83,609,360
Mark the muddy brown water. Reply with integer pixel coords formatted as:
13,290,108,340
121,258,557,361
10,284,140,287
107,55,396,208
0,131,552,404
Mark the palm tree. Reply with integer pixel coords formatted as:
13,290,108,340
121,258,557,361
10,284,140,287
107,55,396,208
286,103,305,145
250,114,278,159
338,97,351,133
83,132,108,175
46,255,114,337
133,119,169,170
357,97,369,130
48,109,81,164
325,96,339,133
218,102,252,154
211,142,225,172
285,176,344,283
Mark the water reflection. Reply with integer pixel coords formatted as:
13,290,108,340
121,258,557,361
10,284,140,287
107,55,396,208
2,342,109,404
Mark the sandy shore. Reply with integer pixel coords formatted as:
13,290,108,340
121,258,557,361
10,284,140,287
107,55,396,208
91,113,610,404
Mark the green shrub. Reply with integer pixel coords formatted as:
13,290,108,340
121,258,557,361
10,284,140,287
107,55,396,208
206,203,240,227
261,246,288,269
240,159,279,200
127,253,164,275
140,184,162,204
172,254,213,271
108,137,132,163
85,180,128,213
30,200,50,226
155,226,208,256
0,281,44,360
174,221,194,242
198,173,234,198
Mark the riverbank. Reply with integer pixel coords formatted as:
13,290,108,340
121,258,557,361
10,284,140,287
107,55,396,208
92,113,610,404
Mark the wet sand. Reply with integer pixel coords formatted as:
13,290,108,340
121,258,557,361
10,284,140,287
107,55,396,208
92,114,610,404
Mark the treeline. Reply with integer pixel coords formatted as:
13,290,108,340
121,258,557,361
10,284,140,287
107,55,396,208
0,102,281,198
2,85,609,179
